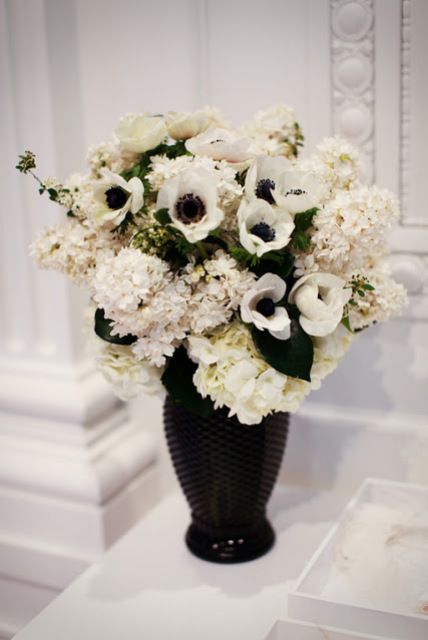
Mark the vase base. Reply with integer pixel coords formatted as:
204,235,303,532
185,519,275,564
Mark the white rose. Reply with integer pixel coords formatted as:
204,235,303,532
238,199,294,257
93,168,144,226
289,273,352,337
156,168,223,243
245,155,292,204
240,273,291,340
115,113,167,153
185,127,253,164
276,170,326,214
165,110,211,140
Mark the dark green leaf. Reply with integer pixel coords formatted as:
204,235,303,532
47,188,58,199
161,346,214,417
94,308,137,345
362,283,375,291
154,208,172,225
294,208,318,231
251,251,295,280
204,235,228,251
251,311,313,381
235,168,248,187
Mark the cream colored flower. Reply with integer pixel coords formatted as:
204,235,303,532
289,272,351,337
92,168,144,226
115,113,167,153
156,168,223,242
238,199,294,257
185,127,253,164
165,110,211,140
240,273,291,340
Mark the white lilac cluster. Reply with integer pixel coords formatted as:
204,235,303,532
25,105,406,423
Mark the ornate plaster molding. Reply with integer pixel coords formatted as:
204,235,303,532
331,0,375,182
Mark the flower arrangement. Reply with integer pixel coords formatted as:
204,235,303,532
18,105,406,425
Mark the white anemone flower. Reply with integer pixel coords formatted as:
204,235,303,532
245,155,292,204
241,273,291,340
93,169,144,226
115,113,167,153
289,272,352,337
165,110,211,140
238,199,294,257
276,170,326,214
185,127,253,164
156,168,223,243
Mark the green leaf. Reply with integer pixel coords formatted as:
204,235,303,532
161,346,214,417
154,208,172,225
362,283,375,291
94,308,137,346
229,246,256,266
341,316,353,332
291,231,310,251
251,309,313,381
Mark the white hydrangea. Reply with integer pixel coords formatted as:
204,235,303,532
184,250,256,334
188,322,289,424
346,267,408,331
300,137,361,195
86,142,140,177
188,321,356,424
296,186,399,279
92,248,190,366
30,217,122,286
91,335,164,400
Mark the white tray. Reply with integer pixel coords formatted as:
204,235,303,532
265,619,388,639
288,478,428,640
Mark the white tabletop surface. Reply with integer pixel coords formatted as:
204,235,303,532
14,486,348,640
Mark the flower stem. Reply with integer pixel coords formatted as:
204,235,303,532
196,241,208,260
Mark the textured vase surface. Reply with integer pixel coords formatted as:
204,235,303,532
164,396,289,563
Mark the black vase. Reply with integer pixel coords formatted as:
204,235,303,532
163,396,289,563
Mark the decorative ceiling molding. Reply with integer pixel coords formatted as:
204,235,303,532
331,0,375,183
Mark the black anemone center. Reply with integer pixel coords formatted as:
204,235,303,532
175,193,206,224
285,188,307,196
105,186,128,210
250,221,276,242
256,298,276,317
255,178,276,204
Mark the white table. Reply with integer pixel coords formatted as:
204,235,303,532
14,486,348,640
